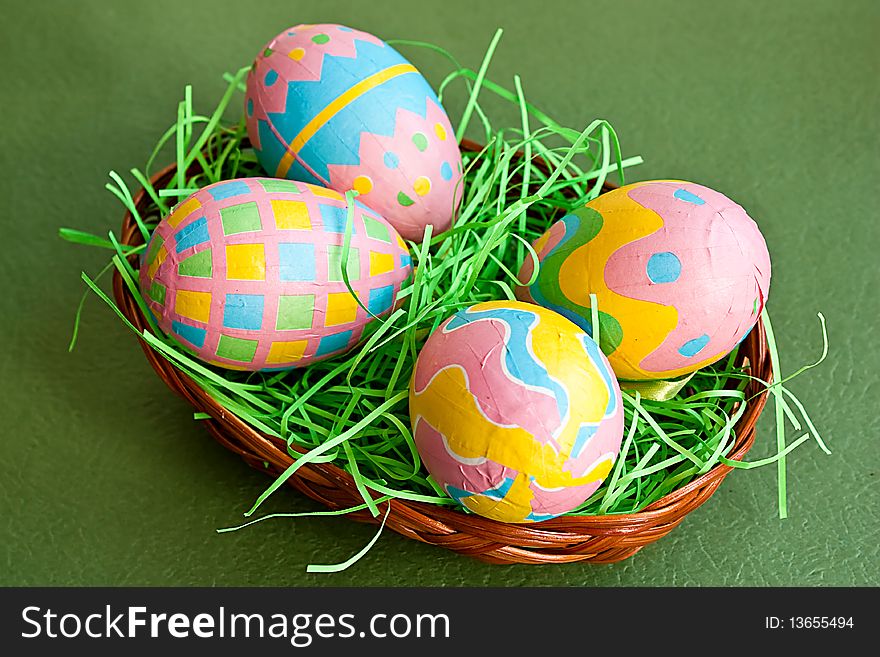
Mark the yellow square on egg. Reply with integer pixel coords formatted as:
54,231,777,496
310,186,343,200
325,292,359,326
225,243,266,280
174,290,212,323
146,245,168,279
272,200,311,230
369,251,395,276
167,197,202,228
266,340,308,364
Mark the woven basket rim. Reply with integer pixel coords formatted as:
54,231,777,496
113,140,771,564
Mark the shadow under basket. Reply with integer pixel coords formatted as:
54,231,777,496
114,145,771,565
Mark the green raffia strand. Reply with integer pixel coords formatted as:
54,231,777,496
64,33,830,568
762,309,790,519
455,28,504,142
307,505,391,574
221,499,394,573
589,293,600,348
216,496,394,534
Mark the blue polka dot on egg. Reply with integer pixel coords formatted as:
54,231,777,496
673,188,705,205
383,151,399,169
647,252,682,283
678,334,710,357
440,161,453,181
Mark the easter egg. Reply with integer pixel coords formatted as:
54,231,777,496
517,180,771,381
245,23,463,243
409,300,624,523
139,178,412,371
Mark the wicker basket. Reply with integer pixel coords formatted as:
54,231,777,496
113,141,771,565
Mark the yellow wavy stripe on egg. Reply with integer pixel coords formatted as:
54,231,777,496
414,370,613,522
554,182,676,379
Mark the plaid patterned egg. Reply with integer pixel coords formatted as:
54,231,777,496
139,178,412,371
245,23,463,242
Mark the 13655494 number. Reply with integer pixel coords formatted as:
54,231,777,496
790,617,854,629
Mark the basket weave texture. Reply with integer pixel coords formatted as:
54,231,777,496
114,145,771,564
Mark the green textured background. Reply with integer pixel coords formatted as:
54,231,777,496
1,0,877,586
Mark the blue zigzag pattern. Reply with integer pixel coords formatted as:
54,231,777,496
257,38,443,182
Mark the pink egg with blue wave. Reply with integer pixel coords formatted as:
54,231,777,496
409,301,624,523
245,24,463,243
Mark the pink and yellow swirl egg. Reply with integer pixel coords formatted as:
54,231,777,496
409,301,624,523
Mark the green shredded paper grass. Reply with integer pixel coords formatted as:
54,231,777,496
63,30,829,571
